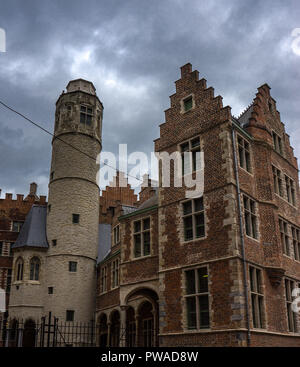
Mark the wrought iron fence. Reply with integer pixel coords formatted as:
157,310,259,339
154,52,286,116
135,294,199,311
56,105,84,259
0,313,96,347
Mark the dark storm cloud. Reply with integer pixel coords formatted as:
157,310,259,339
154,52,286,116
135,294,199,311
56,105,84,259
0,0,299,196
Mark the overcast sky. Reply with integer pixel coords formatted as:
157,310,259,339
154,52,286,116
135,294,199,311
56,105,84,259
0,0,299,198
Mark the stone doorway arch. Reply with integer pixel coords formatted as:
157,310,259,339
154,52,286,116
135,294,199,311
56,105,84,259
23,319,36,347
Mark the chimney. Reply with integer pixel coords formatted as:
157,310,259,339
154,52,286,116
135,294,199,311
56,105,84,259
30,182,38,196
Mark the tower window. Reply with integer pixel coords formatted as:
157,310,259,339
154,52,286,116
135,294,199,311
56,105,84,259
80,105,93,126
66,310,75,322
69,261,77,272
48,205,51,213
50,171,54,180
243,195,258,239
272,131,283,155
249,266,264,328
72,214,80,224
133,217,151,258
272,165,283,197
48,287,54,294
52,239,57,246
237,136,251,172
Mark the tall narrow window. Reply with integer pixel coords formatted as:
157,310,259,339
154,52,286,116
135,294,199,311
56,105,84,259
15,258,24,281
182,197,205,241
180,137,201,175
238,136,251,172
272,165,283,197
272,131,283,155
112,259,120,289
285,279,298,332
243,196,258,239
113,225,120,245
185,267,210,329
80,105,93,126
100,266,107,293
0,242,2,256
6,269,12,293
292,227,300,261
30,257,40,281
279,219,290,256
285,175,296,206
133,218,151,258
249,266,264,328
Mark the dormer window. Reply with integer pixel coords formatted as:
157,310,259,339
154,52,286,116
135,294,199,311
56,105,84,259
80,105,93,126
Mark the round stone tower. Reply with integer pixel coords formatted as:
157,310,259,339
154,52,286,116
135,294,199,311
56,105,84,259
45,79,103,322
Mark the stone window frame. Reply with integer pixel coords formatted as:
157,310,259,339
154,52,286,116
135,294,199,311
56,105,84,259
292,226,300,262
271,130,284,156
249,265,266,329
183,265,210,331
284,278,299,333
237,134,252,174
284,174,296,207
100,265,107,294
242,194,259,242
179,135,201,176
279,218,291,257
113,224,120,246
272,165,284,198
180,93,195,114
132,217,151,259
181,197,206,243
111,258,120,289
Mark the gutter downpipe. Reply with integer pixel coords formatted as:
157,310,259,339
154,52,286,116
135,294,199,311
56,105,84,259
231,123,251,347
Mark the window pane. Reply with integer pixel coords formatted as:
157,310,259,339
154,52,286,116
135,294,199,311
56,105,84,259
143,231,150,256
184,216,193,241
86,114,92,125
185,270,195,295
80,106,86,112
198,267,208,293
199,295,210,328
87,107,93,114
195,213,205,238
143,218,150,230
80,112,85,124
186,297,196,329
184,97,193,111
180,142,189,152
182,152,192,175
183,201,192,215
134,234,141,257
30,262,34,280
191,138,200,148
134,221,141,233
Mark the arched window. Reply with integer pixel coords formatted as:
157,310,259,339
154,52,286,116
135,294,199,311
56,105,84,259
15,257,24,281
30,257,40,281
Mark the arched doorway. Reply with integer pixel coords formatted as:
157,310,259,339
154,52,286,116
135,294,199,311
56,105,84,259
98,314,108,347
125,288,159,347
110,311,120,347
23,319,36,347
126,307,136,347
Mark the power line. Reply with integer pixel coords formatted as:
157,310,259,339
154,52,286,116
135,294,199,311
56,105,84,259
0,99,143,183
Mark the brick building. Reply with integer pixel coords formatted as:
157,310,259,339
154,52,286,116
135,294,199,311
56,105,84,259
0,64,299,347
96,63,300,347
0,183,46,328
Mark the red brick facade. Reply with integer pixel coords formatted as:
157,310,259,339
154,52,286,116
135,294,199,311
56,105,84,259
0,184,46,326
96,64,300,347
